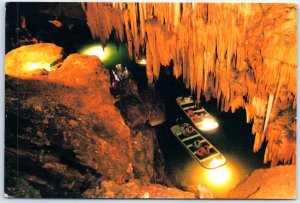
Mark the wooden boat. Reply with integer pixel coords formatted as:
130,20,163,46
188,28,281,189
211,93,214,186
176,96,219,131
171,123,226,169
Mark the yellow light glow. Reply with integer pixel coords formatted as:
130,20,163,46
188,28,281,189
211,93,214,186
207,165,231,186
136,58,147,65
81,45,105,60
184,156,243,198
24,62,51,72
197,118,219,131
208,157,226,168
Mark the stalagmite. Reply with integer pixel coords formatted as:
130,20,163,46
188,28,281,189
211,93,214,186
81,3,297,166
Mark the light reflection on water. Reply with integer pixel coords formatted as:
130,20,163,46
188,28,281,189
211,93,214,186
156,104,269,198
78,42,129,69
180,155,246,198
158,119,269,198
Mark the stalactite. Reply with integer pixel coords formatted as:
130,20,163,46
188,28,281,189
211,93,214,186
82,3,297,166
263,94,274,133
174,3,181,27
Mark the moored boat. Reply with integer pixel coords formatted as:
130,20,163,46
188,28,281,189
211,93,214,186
176,96,219,132
171,123,226,169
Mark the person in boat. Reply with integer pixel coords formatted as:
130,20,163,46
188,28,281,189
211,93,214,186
194,140,210,157
196,146,210,157
181,95,191,102
183,124,194,136
199,111,205,117
187,109,194,117
193,111,205,119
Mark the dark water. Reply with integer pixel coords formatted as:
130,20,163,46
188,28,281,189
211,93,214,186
154,69,270,197
78,41,270,198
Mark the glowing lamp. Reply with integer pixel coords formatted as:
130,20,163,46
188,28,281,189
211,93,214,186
24,62,51,72
136,58,147,65
209,158,226,169
197,118,219,131
81,45,105,60
207,165,231,186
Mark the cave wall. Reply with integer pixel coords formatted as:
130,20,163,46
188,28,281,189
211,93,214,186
81,3,296,166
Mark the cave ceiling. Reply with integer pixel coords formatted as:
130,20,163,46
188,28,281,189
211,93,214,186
81,3,296,166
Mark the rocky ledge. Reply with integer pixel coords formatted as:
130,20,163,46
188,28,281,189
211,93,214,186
228,165,296,199
5,43,195,198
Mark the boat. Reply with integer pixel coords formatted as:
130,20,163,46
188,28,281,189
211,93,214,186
171,123,226,169
176,96,219,131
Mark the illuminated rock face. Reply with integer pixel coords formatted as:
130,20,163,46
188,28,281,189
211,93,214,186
5,51,134,185
228,165,296,199
4,45,193,197
82,3,296,166
82,180,195,198
47,54,135,183
5,43,63,78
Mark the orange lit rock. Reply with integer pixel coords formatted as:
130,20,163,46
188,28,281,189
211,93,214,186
227,165,296,199
82,3,297,166
5,52,134,186
5,43,63,78
82,179,195,198
46,54,134,183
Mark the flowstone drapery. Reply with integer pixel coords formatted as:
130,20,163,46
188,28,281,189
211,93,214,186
82,3,296,166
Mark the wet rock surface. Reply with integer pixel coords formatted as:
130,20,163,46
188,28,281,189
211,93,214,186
227,165,296,199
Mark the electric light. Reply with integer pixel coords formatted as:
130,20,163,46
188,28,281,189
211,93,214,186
81,44,105,60
208,157,226,169
24,62,51,72
197,118,219,131
207,165,231,186
136,58,147,65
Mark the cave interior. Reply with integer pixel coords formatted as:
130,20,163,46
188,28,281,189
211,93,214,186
4,2,296,199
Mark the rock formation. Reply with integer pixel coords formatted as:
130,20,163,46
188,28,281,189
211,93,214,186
4,43,183,198
81,2,297,166
111,67,169,185
82,180,195,199
228,165,296,199
5,43,63,78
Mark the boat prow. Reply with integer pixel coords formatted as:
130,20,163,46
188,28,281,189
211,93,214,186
176,96,219,132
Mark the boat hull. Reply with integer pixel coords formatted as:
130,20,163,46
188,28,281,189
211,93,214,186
171,123,226,169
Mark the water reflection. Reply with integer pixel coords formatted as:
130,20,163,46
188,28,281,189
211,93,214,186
182,155,245,198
